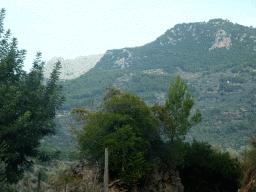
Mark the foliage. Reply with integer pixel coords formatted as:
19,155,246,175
151,75,201,166
164,75,201,141
179,139,246,192
0,8,65,185
69,87,158,186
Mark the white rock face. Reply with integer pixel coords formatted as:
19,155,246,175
43,54,104,80
209,29,232,51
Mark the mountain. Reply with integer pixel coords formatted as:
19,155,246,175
40,19,256,160
42,54,104,81
91,18,256,73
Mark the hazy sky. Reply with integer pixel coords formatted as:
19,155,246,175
1,0,256,72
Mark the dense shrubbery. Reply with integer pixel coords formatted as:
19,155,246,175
175,139,246,192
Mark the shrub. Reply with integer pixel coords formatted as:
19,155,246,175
177,139,246,192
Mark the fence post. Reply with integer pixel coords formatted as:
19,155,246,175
21,178,25,192
28,179,32,192
104,148,109,192
63,181,66,192
37,172,41,192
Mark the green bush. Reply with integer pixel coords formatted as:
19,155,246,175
177,139,245,192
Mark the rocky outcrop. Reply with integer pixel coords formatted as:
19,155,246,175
104,157,184,192
209,29,232,51
136,157,184,192
43,53,104,81
107,168,184,192
49,157,184,192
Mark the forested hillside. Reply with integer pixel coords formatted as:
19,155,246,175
41,18,256,161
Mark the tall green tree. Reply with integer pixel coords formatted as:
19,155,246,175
0,8,65,185
165,75,201,142
151,75,201,166
69,87,157,186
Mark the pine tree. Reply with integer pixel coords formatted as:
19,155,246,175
151,75,202,166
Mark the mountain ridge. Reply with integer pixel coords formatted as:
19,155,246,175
90,18,256,73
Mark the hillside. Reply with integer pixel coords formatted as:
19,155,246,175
40,18,256,160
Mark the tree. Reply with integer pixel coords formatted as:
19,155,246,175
0,8,65,185
151,75,201,166
69,87,158,186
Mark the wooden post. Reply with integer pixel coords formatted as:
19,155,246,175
37,172,41,192
28,179,32,192
104,148,109,192
122,154,124,171
64,181,66,192
21,178,25,192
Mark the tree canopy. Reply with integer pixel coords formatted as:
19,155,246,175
0,8,65,185
69,87,158,186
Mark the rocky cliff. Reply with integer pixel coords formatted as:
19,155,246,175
43,53,104,81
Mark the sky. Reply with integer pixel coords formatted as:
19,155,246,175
1,0,256,73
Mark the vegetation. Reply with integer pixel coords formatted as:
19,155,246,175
1,6,256,191
151,75,201,166
178,139,246,192
220,74,245,84
65,79,248,191
69,87,158,186
238,129,256,191
0,8,65,185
